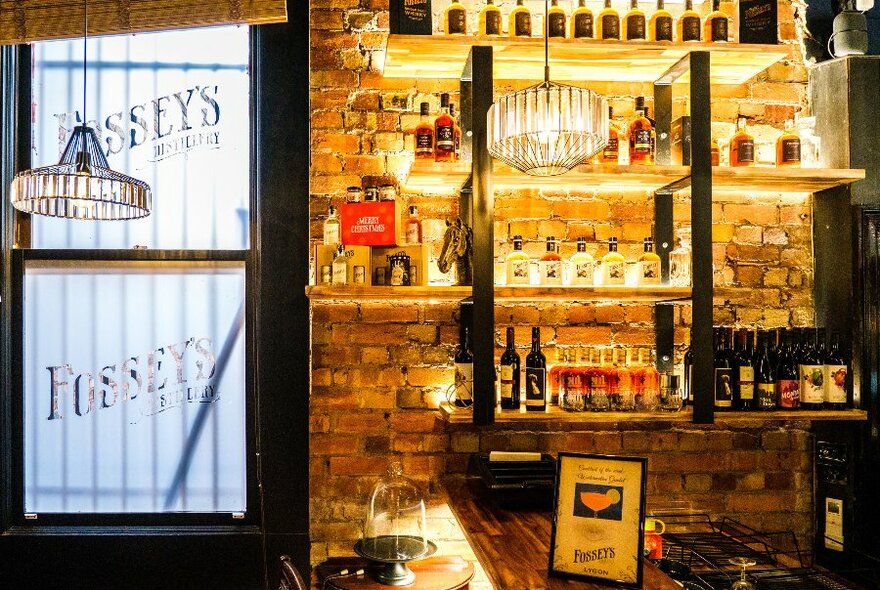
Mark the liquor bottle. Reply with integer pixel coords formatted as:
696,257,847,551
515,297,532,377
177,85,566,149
669,227,692,286
450,103,462,161
443,0,467,34
629,97,654,165
405,205,422,244
570,0,594,38
506,235,531,285
710,137,721,166
323,204,341,245
478,0,502,36
713,327,734,410
434,93,456,163
735,328,755,410
623,0,646,40
613,347,634,410
509,0,532,37
331,244,348,285
415,102,435,160
703,0,728,42
500,326,521,410
755,331,777,410
597,0,621,40
547,0,567,38
636,348,660,411
454,326,474,407
648,0,673,41
597,106,620,164
637,237,661,285
683,343,693,406
824,330,848,409
776,118,801,168
799,328,825,410
540,236,563,285
525,327,547,411
601,237,626,285
569,237,595,286
729,116,755,167
550,349,567,408
677,0,701,42
775,330,800,409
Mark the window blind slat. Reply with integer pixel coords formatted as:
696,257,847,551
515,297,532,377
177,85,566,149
0,0,287,44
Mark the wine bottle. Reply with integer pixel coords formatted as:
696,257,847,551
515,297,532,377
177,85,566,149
454,326,474,407
824,330,848,409
683,343,693,407
525,327,547,411
775,330,800,409
735,328,755,410
500,327,521,410
799,328,825,410
755,331,776,410
713,327,734,411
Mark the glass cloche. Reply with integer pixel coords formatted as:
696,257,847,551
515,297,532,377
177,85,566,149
354,462,436,585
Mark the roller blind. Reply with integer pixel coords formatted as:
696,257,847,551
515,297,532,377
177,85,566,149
0,0,287,45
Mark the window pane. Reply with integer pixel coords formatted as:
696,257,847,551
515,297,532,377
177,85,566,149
30,26,250,250
23,260,247,513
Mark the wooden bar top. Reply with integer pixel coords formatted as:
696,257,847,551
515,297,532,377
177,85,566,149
444,478,682,590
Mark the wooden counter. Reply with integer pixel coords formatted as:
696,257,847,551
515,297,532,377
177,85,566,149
444,479,682,590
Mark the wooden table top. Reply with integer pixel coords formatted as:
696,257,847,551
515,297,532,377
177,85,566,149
317,555,474,590
444,478,683,590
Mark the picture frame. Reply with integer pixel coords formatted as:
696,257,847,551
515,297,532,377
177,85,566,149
548,453,648,588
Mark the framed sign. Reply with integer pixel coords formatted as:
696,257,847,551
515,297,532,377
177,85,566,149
549,453,648,588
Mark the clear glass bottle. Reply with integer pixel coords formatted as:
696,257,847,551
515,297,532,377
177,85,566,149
478,0,502,36
569,237,595,286
776,118,801,168
637,237,661,285
677,0,701,42
323,204,341,245
540,236,563,285
509,0,532,37
443,0,467,35
506,235,531,285
597,0,621,40
570,0,594,38
414,102,434,160
669,227,691,286
547,0,567,38
405,205,422,244
729,116,755,167
331,244,348,285
601,237,626,285
703,0,729,42
649,0,673,41
623,0,646,40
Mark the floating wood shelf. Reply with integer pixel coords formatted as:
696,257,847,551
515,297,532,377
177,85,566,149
306,285,471,301
495,285,691,302
403,160,865,194
383,35,789,84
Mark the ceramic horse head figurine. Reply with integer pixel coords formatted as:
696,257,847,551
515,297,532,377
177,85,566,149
437,216,473,286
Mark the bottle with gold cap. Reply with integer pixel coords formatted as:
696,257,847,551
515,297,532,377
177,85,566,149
478,0,502,36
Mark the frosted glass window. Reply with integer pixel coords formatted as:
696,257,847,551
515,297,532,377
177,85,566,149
30,26,250,250
23,261,247,514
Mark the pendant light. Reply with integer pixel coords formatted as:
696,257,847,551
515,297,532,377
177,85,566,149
487,0,608,176
10,0,152,220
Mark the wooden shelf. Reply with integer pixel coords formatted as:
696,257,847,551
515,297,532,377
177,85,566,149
383,35,789,84
440,403,867,425
495,285,691,302
403,160,865,194
306,285,471,301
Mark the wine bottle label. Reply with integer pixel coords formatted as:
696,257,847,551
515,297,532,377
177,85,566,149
447,8,466,34
824,364,847,403
654,15,673,41
626,14,646,40
486,12,501,35
541,260,562,284
738,366,755,400
714,367,733,407
332,262,347,285
633,129,652,153
549,13,566,37
508,259,530,284
602,136,619,160
324,225,340,245
781,138,801,163
681,16,700,41
500,364,514,399
436,124,454,148
574,13,594,38
515,12,532,36
525,367,546,407
736,138,755,163
604,261,625,284
756,382,776,408
710,17,728,41
415,131,433,154
406,222,420,244
799,364,824,404
777,379,800,408
638,260,660,284
601,14,620,39
572,261,594,285
455,362,474,402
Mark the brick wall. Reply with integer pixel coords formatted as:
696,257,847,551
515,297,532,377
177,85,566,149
309,0,815,569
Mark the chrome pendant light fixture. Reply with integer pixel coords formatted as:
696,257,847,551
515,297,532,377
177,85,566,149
10,0,152,220
487,0,608,176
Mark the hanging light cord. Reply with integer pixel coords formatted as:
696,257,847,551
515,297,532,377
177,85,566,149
544,0,550,83
83,0,88,124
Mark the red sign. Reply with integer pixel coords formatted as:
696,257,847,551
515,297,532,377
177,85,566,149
340,201,400,246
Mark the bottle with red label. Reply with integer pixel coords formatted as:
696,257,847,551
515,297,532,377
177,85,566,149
824,330,849,409
775,329,800,410
434,93,456,163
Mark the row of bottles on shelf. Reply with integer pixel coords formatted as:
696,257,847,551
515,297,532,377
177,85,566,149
444,0,730,43
503,230,691,287
453,326,683,412
687,326,850,412
415,93,463,163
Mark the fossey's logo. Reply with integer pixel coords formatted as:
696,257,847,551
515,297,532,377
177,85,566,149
53,85,222,164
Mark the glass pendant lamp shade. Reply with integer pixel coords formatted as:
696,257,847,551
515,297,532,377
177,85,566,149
11,126,152,220
488,81,608,176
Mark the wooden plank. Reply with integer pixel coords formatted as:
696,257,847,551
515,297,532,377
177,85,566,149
384,35,788,84
710,166,865,193
495,285,692,302
306,285,471,301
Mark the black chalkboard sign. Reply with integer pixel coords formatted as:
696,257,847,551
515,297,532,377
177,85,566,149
739,0,778,44
390,0,433,35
